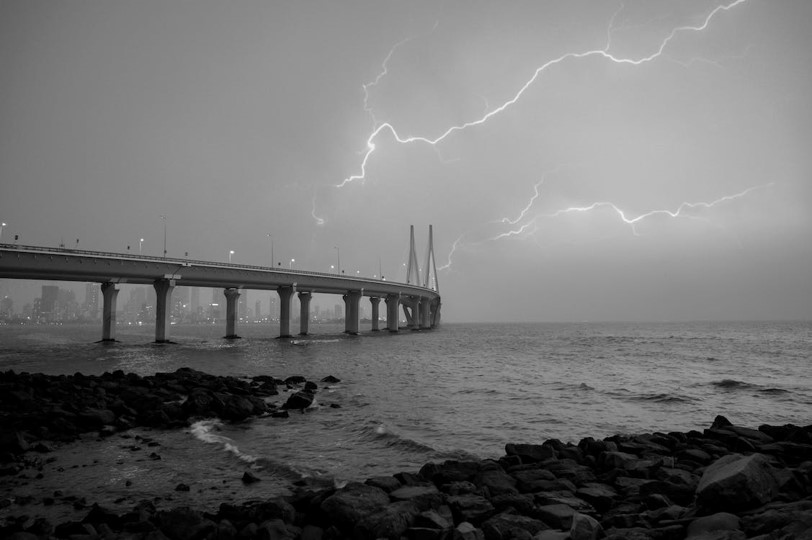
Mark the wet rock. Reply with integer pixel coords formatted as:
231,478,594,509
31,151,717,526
509,467,556,493
454,522,485,540
504,443,556,463
481,512,549,540
448,494,496,525
321,375,341,383
569,513,604,540
536,504,576,530
320,482,390,532
304,381,318,392
284,375,307,386
242,471,261,484
390,485,443,510
686,512,741,539
282,391,314,410
156,507,216,540
696,453,780,512
175,483,191,492
474,468,518,496
366,475,402,493
354,501,420,540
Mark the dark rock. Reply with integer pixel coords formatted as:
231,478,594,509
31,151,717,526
365,475,402,493
696,454,780,512
390,485,443,511
282,391,314,410
242,471,261,484
421,460,481,484
321,375,341,383
686,512,741,539
474,468,518,496
304,381,318,392
414,509,452,530
284,375,307,386
320,482,390,532
569,513,604,540
448,494,496,525
156,507,216,540
454,522,485,540
505,443,555,463
271,410,290,418
175,483,191,492
510,467,556,493
481,512,549,540
536,504,576,530
354,501,420,540
575,483,617,512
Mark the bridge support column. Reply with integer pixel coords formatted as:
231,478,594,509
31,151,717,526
223,288,241,339
101,282,119,342
153,279,175,343
385,294,400,332
343,290,361,335
419,297,432,329
369,297,381,332
407,297,420,331
298,291,311,335
277,286,293,338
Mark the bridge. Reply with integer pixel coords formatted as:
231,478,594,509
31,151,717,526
0,226,441,342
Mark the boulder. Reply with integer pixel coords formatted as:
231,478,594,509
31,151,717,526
454,522,485,540
447,494,496,525
481,512,549,540
686,512,741,539
390,485,443,510
474,469,518,496
510,468,557,493
536,504,576,530
505,443,556,463
569,513,604,540
354,501,420,540
321,375,341,383
696,454,780,512
156,507,217,540
282,391,314,410
365,476,402,493
320,483,390,532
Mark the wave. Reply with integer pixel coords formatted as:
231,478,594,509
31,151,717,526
627,392,695,404
712,379,758,390
190,419,258,465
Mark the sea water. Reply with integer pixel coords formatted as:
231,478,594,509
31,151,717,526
1,320,809,511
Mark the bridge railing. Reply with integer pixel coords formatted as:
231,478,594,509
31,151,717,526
0,243,438,292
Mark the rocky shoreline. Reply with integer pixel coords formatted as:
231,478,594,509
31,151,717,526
1,368,811,539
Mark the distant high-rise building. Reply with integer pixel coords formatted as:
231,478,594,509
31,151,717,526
40,285,59,320
84,283,99,320
0,295,13,318
255,300,262,320
238,290,247,319
190,287,200,314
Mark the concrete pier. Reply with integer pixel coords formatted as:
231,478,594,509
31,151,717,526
369,297,381,331
153,279,175,343
277,286,293,338
100,282,119,342
343,290,361,335
385,294,400,332
419,296,432,329
298,291,311,335
223,288,241,339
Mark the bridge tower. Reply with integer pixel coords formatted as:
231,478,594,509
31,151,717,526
401,225,441,329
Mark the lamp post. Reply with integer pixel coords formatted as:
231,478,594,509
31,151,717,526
162,218,168,257
334,246,340,274
289,258,295,269
267,233,274,267
139,238,144,254
229,250,234,263
0,222,6,242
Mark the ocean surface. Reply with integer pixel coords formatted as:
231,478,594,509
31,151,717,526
1,320,810,512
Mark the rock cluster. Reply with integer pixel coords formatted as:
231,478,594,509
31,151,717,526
0,368,336,461
2,413,811,539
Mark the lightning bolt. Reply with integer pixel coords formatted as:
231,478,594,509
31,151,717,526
339,0,750,187
492,183,774,240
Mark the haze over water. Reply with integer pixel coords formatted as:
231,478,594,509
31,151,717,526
1,320,809,513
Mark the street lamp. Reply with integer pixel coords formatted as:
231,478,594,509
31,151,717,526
229,250,234,263
267,233,274,267
334,246,340,274
289,258,295,269
139,238,144,254
162,216,168,257
0,222,6,242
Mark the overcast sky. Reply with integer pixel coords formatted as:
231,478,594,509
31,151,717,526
1,0,810,322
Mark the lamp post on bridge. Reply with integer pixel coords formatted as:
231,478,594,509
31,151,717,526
160,215,167,258
334,246,340,274
289,258,295,269
229,250,234,263
139,238,144,255
0,222,6,242
267,233,274,267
